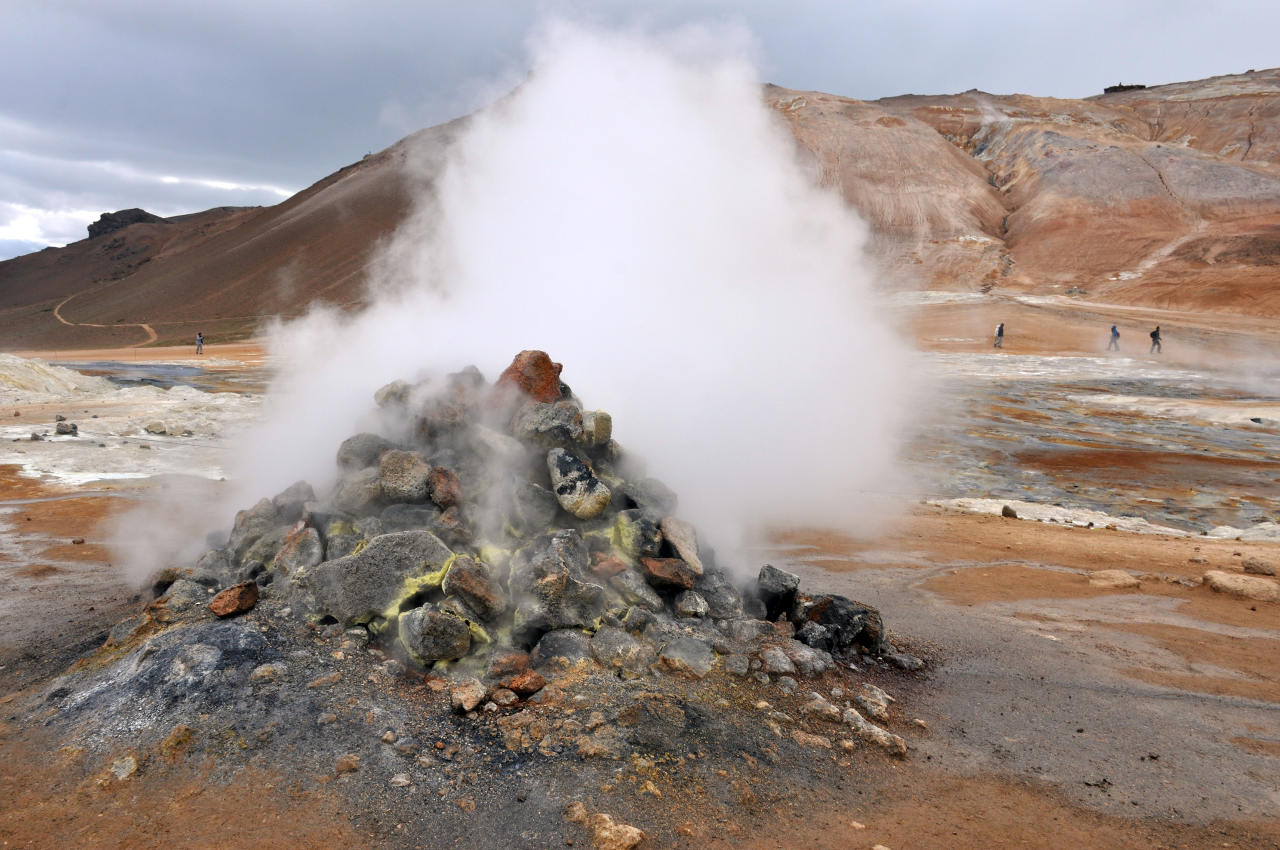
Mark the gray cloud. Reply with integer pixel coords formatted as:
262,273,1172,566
2,0,1277,259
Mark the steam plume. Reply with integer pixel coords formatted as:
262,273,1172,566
130,21,920,579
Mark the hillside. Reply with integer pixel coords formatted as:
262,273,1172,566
1,69,1277,349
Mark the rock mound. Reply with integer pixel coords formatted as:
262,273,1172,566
87,208,166,239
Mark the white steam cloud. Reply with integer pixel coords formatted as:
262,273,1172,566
189,22,919,575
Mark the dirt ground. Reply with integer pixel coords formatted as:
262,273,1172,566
2,301,1279,848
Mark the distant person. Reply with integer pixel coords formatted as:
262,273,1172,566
195,332,204,355
1149,325,1161,354
993,322,1005,349
1107,324,1120,351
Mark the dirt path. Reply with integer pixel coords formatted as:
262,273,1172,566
53,293,157,346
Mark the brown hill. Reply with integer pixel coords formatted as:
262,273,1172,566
1,70,1277,350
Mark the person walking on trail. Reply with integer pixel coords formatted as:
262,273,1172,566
993,322,1005,349
1149,325,1162,354
1108,324,1120,351
195,332,204,355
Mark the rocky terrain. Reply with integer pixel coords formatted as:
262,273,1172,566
2,69,1278,349
4,351,926,847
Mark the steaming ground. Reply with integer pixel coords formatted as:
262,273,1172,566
1,292,1278,845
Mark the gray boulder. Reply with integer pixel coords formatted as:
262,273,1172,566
590,627,656,672
378,450,431,504
440,556,506,620
508,531,606,644
271,526,324,575
608,567,664,612
336,432,394,472
379,503,441,534
531,629,592,669
757,564,800,620
331,467,383,516
660,517,703,575
511,401,583,448
506,479,559,537
192,548,236,587
271,481,315,523
398,605,471,664
546,448,611,519
674,590,709,618
658,636,715,678
290,530,453,626
226,498,281,562
793,594,884,656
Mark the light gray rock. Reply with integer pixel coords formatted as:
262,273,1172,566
759,645,797,675
272,526,324,575
331,467,383,516
855,684,895,723
843,707,907,757
608,568,664,612
271,481,316,523
226,498,281,562
336,432,395,472
590,627,656,672
378,450,432,504
511,402,584,448
660,517,703,575
674,590,710,618
659,636,715,678
547,448,611,519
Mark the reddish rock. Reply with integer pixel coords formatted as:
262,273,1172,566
428,466,463,509
335,754,360,774
440,556,506,619
590,552,628,579
209,581,258,617
487,650,531,678
494,351,564,403
503,669,547,697
639,557,697,590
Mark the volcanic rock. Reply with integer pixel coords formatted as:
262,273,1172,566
609,568,664,611
611,510,662,560
226,498,281,563
640,557,697,590
531,629,592,669
271,481,316,523
398,605,471,664
87,208,164,239
512,402,585,448
590,627,656,673
439,555,506,620
450,677,486,712
336,432,394,472
580,410,612,446
660,517,703,575
508,531,606,644
793,593,884,656
331,467,383,515
495,350,565,403
271,524,323,575
426,466,463,509
674,590,709,618
378,450,431,503
209,581,259,617
547,448,611,519
658,636,715,678
757,564,800,620
291,530,453,626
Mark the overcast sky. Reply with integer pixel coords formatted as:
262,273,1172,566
2,0,1277,260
